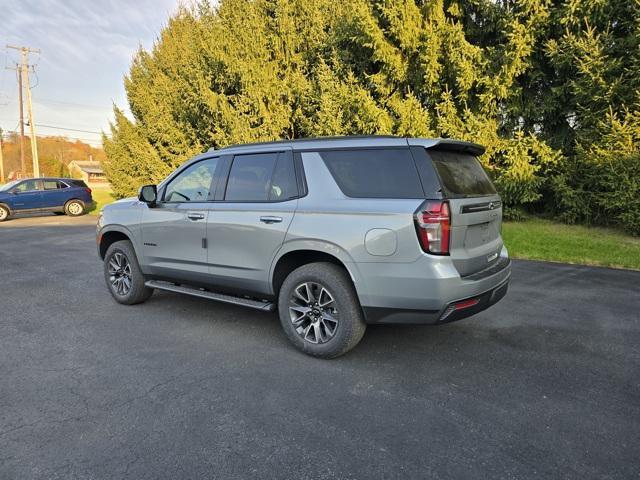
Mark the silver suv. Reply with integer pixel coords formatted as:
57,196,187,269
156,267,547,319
97,136,510,358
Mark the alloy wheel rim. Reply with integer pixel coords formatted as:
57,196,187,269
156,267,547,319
0,208,7,220
108,252,132,296
68,202,82,215
289,282,339,344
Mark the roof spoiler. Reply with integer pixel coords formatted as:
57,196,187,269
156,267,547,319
408,138,485,156
426,139,485,156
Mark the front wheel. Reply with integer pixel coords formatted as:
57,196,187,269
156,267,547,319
278,262,366,358
0,205,9,222
104,240,153,305
65,200,85,216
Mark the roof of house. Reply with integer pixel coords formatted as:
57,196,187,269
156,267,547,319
69,161,104,174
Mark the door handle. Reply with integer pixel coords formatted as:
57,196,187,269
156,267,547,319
260,216,283,224
187,212,205,221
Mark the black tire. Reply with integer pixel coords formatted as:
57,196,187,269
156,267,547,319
103,240,153,305
277,262,366,358
64,199,85,216
0,205,9,222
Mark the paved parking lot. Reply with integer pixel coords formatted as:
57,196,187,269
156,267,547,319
1,215,639,479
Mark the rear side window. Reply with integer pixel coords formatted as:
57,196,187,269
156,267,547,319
69,180,88,188
428,151,496,197
319,149,424,198
225,153,278,202
43,180,66,190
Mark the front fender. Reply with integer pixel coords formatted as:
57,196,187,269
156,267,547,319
97,224,142,261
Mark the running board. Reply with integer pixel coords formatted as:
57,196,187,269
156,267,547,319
145,280,276,312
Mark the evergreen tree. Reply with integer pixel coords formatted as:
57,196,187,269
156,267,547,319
103,0,639,235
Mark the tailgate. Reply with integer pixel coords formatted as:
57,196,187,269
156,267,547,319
448,197,503,276
427,149,504,277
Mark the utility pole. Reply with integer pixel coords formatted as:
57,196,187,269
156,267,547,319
6,45,40,177
6,64,26,175
0,128,5,183
23,63,39,177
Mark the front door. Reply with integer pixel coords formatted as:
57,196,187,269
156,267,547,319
206,150,298,295
10,179,43,211
141,156,221,282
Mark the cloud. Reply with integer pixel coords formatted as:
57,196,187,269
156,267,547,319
0,0,179,142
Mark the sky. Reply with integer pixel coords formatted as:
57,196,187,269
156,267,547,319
0,0,179,147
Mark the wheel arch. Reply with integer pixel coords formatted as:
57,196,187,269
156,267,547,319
65,197,85,206
270,241,364,299
99,227,134,259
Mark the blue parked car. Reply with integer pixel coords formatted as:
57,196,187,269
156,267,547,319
0,178,94,222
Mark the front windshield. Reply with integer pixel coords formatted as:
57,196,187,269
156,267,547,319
0,180,20,192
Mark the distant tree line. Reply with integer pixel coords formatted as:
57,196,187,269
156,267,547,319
1,133,106,179
103,0,640,235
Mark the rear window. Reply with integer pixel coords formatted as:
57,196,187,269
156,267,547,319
428,151,496,197
319,149,424,198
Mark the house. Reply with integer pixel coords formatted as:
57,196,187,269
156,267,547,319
68,160,109,186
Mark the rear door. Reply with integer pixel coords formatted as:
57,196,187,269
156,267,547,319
426,150,503,277
41,179,69,208
205,149,298,295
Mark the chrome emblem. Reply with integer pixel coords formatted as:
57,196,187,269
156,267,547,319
488,202,495,210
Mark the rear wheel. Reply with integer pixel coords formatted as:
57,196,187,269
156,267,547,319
0,205,9,222
65,200,85,216
104,240,153,305
278,262,366,358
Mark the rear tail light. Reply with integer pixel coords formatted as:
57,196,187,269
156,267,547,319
85,187,92,195
414,200,451,255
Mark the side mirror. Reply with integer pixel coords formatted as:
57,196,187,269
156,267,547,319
138,184,157,205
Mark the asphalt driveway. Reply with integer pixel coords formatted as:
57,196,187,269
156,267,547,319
1,215,638,479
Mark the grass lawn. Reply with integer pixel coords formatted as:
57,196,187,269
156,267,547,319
503,219,640,270
89,188,116,215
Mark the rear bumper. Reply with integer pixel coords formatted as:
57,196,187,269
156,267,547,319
355,249,511,325
363,274,509,324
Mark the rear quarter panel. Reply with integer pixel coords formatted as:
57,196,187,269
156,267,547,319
280,151,428,304
288,151,425,264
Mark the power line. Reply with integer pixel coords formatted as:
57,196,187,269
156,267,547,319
1,129,104,144
33,123,105,135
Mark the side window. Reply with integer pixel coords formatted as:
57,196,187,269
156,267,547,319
225,153,278,202
14,180,40,192
164,158,219,202
269,154,298,201
319,148,424,199
43,180,60,190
